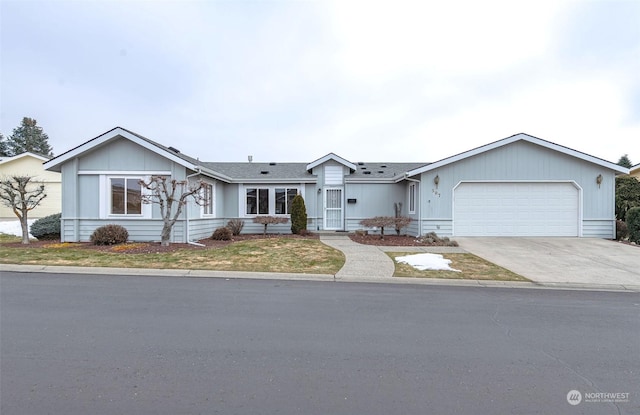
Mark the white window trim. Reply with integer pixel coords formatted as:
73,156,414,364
200,181,216,217
408,183,416,214
240,184,305,217
100,175,152,219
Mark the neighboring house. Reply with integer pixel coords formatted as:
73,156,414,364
629,163,640,181
43,127,629,243
0,152,61,219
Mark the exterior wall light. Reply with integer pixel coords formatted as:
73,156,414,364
434,175,440,187
596,174,603,188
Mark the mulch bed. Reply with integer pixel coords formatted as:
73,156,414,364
348,234,436,246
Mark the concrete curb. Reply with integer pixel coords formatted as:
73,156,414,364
2,264,639,292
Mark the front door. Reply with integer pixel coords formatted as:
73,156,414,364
324,188,343,230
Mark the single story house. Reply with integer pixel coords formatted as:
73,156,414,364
43,127,629,243
0,152,61,219
629,163,640,181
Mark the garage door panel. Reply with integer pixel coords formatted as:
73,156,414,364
454,182,579,236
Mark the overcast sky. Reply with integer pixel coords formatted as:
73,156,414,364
1,0,639,165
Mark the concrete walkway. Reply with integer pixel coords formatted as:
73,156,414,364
318,233,395,279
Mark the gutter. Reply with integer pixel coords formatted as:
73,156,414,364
185,168,205,247
404,174,422,237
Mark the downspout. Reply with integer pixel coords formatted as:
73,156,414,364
186,168,205,247
405,175,422,237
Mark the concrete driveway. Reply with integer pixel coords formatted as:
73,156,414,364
455,237,640,286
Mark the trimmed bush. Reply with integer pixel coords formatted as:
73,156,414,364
253,215,288,236
627,207,640,244
290,194,307,234
616,219,628,241
30,213,61,240
212,226,232,241
226,219,244,236
90,224,129,245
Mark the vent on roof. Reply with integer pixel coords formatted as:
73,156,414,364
378,170,384,173
361,167,367,170
363,171,371,175
260,171,269,175
269,162,276,166
168,146,180,153
380,165,387,168
358,162,364,165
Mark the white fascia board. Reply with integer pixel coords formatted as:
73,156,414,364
230,178,317,184
44,127,197,172
0,152,50,165
345,178,396,184
306,153,357,171
406,133,629,176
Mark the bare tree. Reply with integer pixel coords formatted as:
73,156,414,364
0,175,46,244
253,216,289,236
140,176,204,246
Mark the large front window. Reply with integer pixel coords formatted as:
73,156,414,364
246,187,300,215
275,188,298,214
111,178,142,215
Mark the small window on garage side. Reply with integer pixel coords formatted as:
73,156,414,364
408,183,416,214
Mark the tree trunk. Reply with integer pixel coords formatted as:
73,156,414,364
20,214,29,244
160,224,172,246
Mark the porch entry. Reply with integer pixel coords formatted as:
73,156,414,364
324,187,343,230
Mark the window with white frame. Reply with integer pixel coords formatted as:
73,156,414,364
110,178,142,215
275,188,298,214
202,182,215,216
245,187,300,215
408,183,416,214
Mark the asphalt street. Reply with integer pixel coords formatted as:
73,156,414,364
1,272,638,415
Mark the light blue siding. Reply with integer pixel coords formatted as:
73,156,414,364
418,141,617,238
78,138,172,171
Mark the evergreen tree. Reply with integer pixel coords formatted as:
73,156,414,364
0,133,9,157
7,117,53,157
290,194,308,234
617,154,633,168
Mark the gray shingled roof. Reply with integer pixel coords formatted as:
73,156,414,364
202,162,313,181
349,162,428,179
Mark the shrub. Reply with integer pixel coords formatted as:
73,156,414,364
616,219,628,241
30,213,61,240
90,224,129,245
212,226,232,241
627,207,640,244
290,194,308,234
416,231,459,247
360,216,412,239
253,216,288,236
226,219,244,236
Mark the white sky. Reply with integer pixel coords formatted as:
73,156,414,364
1,0,638,165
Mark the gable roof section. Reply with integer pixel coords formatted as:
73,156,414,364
43,127,232,182
306,153,357,172
406,133,630,176
0,152,50,166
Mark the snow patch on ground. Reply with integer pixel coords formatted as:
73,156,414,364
0,219,36,238
395,253,461,272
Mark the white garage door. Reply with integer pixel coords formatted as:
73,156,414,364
454,182,579,236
